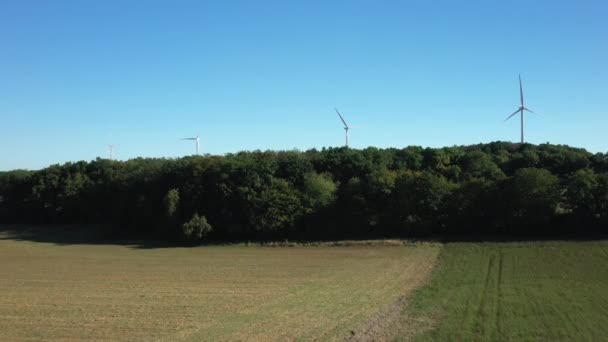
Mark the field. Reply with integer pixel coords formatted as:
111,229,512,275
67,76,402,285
2,226,607,342
399,240,608,341
0,226,439,341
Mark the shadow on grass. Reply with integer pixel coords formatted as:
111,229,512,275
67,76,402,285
0,224,181,249
441,230,608,243
1,224,606,250
0,224,442,249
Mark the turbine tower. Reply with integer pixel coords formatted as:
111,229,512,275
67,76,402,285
335,108,350,147
108,144,114,160
181,134,200,155
505,74,537,144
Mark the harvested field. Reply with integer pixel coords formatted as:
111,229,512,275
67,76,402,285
0,227,439,341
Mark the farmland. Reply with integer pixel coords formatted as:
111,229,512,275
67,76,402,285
399,240,608,341
2,225,607,341
0,227,439,341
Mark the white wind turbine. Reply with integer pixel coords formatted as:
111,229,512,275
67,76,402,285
504,74,538,144
181,134,200,155
108,144,115,160
334,108,351,147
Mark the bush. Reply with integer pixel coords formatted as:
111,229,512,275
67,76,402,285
182,213,213,242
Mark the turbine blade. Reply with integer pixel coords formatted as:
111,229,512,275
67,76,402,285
523,107,537,114
181,138,196,140
334,108,349,128
504,108,521,121
519,74,524,107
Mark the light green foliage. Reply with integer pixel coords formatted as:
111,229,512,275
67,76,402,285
182,212,212,241
302,172,337,208
163,188,180,218
401,241,608,341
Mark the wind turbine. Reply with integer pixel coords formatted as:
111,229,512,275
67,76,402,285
334,108,350,147
108,144,114,160
181,134,200,155
504,74,537,144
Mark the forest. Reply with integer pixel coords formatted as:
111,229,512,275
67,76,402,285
1,142,607,242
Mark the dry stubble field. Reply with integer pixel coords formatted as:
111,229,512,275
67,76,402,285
0,227,439,341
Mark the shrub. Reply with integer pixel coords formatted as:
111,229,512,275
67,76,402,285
182,213,212,241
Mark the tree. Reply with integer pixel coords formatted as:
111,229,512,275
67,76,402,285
446,178,498,232
161,188,181,237
594,173,608,225
460,151,505,181
394,146,423,170
1,142,605,240
163,188,180,218
250,178,304,235
503,168,561,226
392,171,455,233
182,213,213,242
302,172,337,209
276,151,313,185
565,169,598,216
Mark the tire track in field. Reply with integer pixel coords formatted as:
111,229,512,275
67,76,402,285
599,244,608,260
493,248,504,341
474,253,495,339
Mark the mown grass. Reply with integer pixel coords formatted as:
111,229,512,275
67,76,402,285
0,228,439,341
399,240,608,341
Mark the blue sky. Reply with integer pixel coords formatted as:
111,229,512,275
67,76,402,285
1,0,607,170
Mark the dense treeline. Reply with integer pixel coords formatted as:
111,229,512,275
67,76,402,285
1,142,607,241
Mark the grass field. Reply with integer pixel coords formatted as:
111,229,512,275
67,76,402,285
0,227,439,341
399,240,608,341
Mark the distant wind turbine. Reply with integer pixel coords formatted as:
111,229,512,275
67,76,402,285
504,74,538,144
334,108,350,147
181,134,200,155
108,144,115,160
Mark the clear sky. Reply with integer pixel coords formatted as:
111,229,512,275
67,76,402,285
1,0,606,170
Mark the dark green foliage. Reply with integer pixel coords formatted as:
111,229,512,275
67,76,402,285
250,178,304,235
0,143,606,241
392,171,455,234
502,168,561,226
566,169,598,215
593,173,608,223
460,151,505,180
